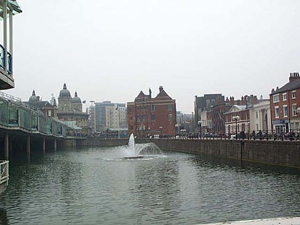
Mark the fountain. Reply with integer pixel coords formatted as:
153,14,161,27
122,134,164,160
124,134,144,159
101,134,164,161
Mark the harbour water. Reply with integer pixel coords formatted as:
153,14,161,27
0,145,300,225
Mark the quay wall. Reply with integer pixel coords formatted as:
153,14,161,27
137,139,300,168
77,138,300,168
76,138,128,147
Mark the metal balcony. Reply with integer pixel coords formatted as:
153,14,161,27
0,44,13,89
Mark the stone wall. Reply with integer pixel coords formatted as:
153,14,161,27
75,137,300,168
76,138,128,147
136,139,300,168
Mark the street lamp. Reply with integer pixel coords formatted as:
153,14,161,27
159,126,163,138
175,124,180,138
232,116,240,140
198,121,201,139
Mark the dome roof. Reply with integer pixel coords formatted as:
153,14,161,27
72,91,81,103
59,83,71,98
29,90,38,102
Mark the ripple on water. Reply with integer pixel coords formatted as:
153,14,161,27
0,148,300,225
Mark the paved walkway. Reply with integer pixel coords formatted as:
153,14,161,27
200,217,300,225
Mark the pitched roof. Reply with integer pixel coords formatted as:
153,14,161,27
136,91,145,98
155,89,172,100
224,105,247,114
272,79,300,94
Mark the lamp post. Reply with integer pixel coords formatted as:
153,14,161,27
232,116,240,140
175,124,179,138
198,121,201,139
159,126,163,138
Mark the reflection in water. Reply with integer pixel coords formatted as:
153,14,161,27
132,159,181,224
0,147,299,225
0,209,8,225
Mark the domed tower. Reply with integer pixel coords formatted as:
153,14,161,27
72,91,82,112
58,83,72,113
29,90,38,102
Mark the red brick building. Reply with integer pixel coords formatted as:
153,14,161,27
270,72,300,133
224,105,250,135
127,86,176,137
224,95,258,135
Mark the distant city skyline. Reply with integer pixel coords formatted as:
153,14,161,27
3,0,300,113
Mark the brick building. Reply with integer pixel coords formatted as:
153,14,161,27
127,86,176,137
224,105,250,135
194,94,225,135
270,72,300,133
224,95,269,136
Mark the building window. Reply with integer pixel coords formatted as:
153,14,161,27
293,104,297,116
292,91,296,99
168,114,172,121
273,94,279,103
151,114,155,121
256,112,258,119
168,104,172,111
283,105,288,117
151,105,155,111
130,126,133,130
282,93,287,101
275,106,279,118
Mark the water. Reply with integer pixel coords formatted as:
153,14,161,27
1,145,300,225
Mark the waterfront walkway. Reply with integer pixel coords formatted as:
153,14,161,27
0,91,85,159
200,217,300,225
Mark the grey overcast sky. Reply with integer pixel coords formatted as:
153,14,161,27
5,0,300,113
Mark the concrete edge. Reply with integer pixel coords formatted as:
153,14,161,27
198,217,300,225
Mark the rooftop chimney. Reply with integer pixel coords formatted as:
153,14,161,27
159,86,163,93
241,96,245,105
229,96,234,105
289,72,300,83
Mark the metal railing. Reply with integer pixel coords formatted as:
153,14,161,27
0,44,12,75
170,130,300,141
0,92,68,137
0,160,9,187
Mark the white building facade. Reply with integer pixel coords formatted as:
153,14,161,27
249,100,271,133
